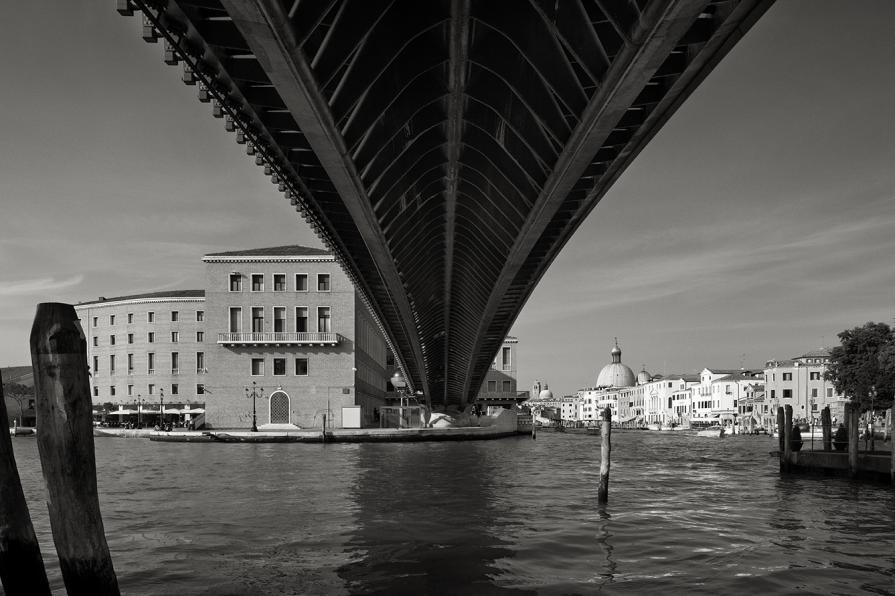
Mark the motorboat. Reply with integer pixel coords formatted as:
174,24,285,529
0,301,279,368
696,426,727,438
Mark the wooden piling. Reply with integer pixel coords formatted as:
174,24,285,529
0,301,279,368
0,374,52,596
821,406,832,452
597,407,611,504
890,407,895,484
783,405,793,472
776,407,785,454
846,402,859,478
30,303,120,596
531,419,537,440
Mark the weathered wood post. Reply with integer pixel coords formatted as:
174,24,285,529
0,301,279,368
597,407,611,504
30,303,120,596
776,407,785,453
821,406,832,452
846,402,859,478
0,374,52,596
890,407,895,485
783,405,793,472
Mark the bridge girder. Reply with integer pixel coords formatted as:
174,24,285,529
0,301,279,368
125,0,773,408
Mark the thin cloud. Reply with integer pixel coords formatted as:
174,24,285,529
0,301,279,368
0,275,84,297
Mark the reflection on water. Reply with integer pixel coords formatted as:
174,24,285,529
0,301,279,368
6,432,895,594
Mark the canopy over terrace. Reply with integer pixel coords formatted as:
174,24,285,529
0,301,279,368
119,0,773,409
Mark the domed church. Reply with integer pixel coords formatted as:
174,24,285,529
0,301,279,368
595,339,636,389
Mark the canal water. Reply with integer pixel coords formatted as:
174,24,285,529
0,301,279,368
8,431,895,595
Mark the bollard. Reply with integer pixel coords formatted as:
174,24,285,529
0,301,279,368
783,405,793,472
597,407,611,504
0,374,52,596
821,407,832,452
846,403,859,478
30,303,120,596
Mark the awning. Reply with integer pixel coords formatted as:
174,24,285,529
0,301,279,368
181,408,205,414
113,409,138,415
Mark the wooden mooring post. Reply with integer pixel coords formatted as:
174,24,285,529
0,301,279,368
0,374,52,596
597,407,611,504
846,402,859,478
783,405,793,472
890,407,895,484
30,303,120,596
821,406,832,451
776,407,785,454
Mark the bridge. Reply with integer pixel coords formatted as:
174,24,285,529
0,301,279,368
118,0,773,409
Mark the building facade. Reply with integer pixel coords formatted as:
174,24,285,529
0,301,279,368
202,246,388,429
474,337,522,411
764,348,846,424
75,290,208,425
76,246,389,429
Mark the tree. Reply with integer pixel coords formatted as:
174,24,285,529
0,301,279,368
2,381,34,427
825,322,895,412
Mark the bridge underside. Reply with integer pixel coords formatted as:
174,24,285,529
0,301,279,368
122,0,772,408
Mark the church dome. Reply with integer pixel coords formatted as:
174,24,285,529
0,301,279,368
538,384,554,400
596,340,636,388
637,367,651,385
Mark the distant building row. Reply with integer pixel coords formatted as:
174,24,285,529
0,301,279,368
527,342,845,428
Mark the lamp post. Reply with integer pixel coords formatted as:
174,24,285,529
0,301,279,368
134,394,144,428
159,388,165,429
245,381,262,432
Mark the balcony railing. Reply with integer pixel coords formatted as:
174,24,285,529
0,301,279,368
217,332,341,346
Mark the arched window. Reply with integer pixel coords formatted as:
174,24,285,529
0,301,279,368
269,391,290,424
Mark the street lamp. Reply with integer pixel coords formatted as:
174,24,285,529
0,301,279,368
134,394,144,428
245,381,262,432
159,388,165,429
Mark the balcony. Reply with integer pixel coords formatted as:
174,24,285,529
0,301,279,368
217,332,341,346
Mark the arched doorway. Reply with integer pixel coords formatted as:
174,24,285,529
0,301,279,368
269,391,290,424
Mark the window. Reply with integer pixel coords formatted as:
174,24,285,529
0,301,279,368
782,373,792,381
196,331,204,342
148,332,155,343
109,355,115,373
128,384,133,396
171,352,179,374
273,358,286,375
501,347,511,369
252,307,264,332
148,384,155,395
148,311,155,323
128,313,133,324
502,380,512,392
827,388,833,398
93,336,98,346
171,311,179,322
295,273,308,292
229,273,242,292
93,317,98,327
148,352,155,374
487,380,497,392
110,386,116,397
251,358,265,376
196,352,205,373
810,372,821,380
171,332,179,343
128,354,134,373
274,274,286,291
196,310,204,322
110,315,115,325
811,388,818,398
296,307,308,332
93,386,98,397
317,307,331,333
251,274,264,292
229,307,242,333
127,333,134,344
782,389,792,398
197,384,205,395
317,274,331,292
274,307,286,333
93,356,99,373
295,357,308,376
770,390,776,399
171,384,179,395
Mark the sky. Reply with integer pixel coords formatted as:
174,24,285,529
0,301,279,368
2,2,894,400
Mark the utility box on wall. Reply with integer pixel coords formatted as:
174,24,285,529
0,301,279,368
342,405,361,429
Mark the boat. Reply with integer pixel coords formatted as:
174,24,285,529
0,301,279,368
8,427,36,437
696,426,727,438
206,432,302,443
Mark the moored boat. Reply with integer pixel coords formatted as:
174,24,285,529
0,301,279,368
696,426,727,438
